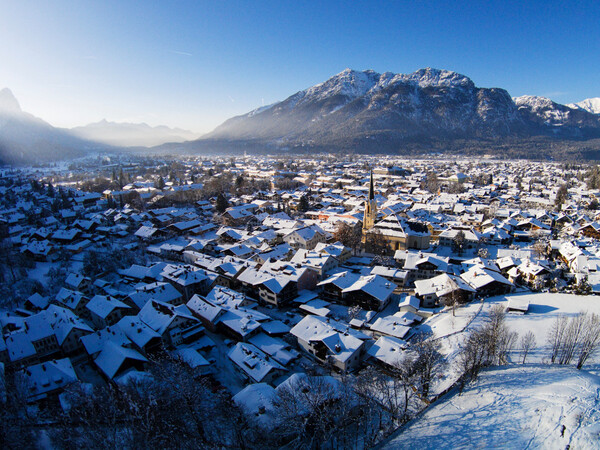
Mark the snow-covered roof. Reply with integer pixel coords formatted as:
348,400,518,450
227,342,286,384
172,347,210,369
367,336,409,367
341,274,396,303
369,316,412,339
232,383,278,430
86,295,130,319
94,341,148,379
116,315,161,349
460,266,512,290
290,315,365,364
299,299,331,317
414,273,476,298
249,332,299,366
23,358,78,400
80,326,130,356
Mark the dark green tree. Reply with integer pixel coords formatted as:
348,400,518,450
215,193,229,213
298,194,310,212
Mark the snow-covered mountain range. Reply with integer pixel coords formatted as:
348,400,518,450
2,69,600,163
199,68,600,152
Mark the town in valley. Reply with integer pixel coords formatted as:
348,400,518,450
2,153,600,447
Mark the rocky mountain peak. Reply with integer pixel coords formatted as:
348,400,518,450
0,88,22,114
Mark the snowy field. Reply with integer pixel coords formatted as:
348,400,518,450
416,292,600,397
476,293,600,370
383,365,600,449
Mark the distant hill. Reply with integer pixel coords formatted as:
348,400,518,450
70,120,200,147
0,88,103,165
174,68,600,158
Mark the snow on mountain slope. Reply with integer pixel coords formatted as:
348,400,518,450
514,95,572,124
303,68,380,102
384,365,600,449
568,98,600,115
513,95,600,134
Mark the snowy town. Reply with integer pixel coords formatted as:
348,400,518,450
1,154,600,447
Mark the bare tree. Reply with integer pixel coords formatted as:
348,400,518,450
477,247,490,259
496,328,519,365
458,304,515,389
457,328,489,390
353,368,388,446
365,228,389,256
546,311,600,369
555,183,568,211
0,371,38,449
576,313,600,369
51,355,243,449
558,312,586,365
520,331,536,364
333,222,362,255
390,356,419,422
411,333,444,399
273,374,358,448
532,239,547,260
443,279,466,317
346,304,362,322
422,172,439,194
548,314,569,364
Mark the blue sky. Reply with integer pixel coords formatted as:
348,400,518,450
0,0,598,133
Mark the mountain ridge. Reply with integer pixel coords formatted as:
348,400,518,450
196,68,600,154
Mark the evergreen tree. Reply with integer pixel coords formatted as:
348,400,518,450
298,194,309,212
215,192,229,213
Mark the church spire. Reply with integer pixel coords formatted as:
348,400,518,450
362,169,377,233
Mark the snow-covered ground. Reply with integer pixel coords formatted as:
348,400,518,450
383,364,600,449
414,292,600,397
416,300,482,340
475,293,600,370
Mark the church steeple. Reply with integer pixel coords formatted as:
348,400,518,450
362,170,377,232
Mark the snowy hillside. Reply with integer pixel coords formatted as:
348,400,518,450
384,365,600,449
